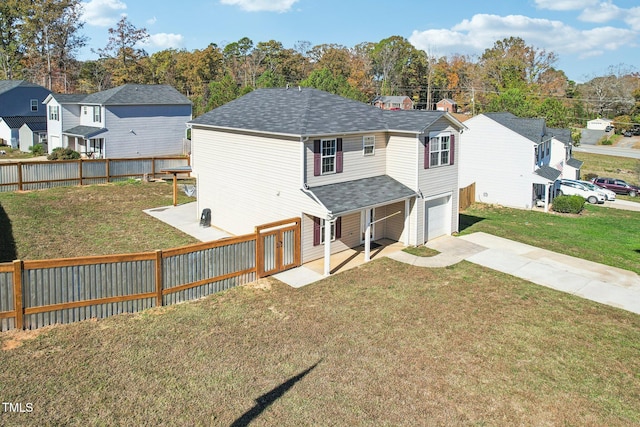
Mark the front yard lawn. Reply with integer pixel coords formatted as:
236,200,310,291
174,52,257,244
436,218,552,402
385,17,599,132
0,259,638,426
460,203,640,275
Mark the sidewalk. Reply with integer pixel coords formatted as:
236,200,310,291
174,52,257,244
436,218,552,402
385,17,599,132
143,202,230,241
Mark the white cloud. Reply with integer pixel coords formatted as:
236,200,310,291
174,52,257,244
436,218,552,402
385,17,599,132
578,2,623,23
82,0,127,27
409,14,637,60
219,0,298,12
145,33,185,50
147,16,157,25
534,0,599,11
624,7,640,30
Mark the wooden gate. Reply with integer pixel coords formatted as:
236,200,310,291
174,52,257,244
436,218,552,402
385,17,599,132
255,218,301,278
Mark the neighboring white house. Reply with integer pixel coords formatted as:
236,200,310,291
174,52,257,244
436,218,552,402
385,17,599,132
190,88,465,275
586,118,613,130
19,120,48,153
459,113,582,211
43,84,192,158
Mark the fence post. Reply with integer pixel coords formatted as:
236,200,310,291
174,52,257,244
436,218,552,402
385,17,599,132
105,159,110,183
151,158,156,179
155,250,163,307
17,163,23,191
13,260,23,330
79,159,83,186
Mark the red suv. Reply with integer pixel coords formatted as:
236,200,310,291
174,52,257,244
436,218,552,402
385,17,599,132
591,177,639,197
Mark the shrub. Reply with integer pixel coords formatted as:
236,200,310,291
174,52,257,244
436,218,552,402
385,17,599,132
47,147,80,161
600,139,613,145
29,143,46,156
583,172,598,181
552,195,585,214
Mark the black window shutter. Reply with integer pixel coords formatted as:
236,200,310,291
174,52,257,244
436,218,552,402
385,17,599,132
450,134,455,165
424,137,430,169
335,217,342,239
336,138,343,173
313,216,320,246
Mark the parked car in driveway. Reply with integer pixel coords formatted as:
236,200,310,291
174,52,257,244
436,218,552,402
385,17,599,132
577,180,616,201
591,177,640,197
556,179,606,204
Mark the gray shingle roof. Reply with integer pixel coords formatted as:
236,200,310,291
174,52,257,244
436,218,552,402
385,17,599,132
534,166,561,181
81,84,191,106
308,175,417,215
51,93,89,103
22,121,47,132
0,116,46,129
485,112,547,143
63,125,106,138
0,80,44,95
190,88,454,136
566,157,584,168
548,127,572,146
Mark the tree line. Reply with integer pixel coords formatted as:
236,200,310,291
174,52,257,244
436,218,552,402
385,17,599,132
2,1,639,128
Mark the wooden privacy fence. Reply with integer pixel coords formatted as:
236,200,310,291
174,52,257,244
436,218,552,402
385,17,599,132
0,156,190,192
0,217,301,332
459,182,476,212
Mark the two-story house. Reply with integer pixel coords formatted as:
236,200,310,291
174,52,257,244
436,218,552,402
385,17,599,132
43,84,192,158
459,112,582,211
190,88,464,275
0,80,51,148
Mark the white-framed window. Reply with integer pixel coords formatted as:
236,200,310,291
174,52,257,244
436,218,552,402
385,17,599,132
48,105,59,121
320,219,336,244
88,138,104,158
363,135,375,156
321,139,337,174
83,106,88,115
93,106,101,122
30,99,38,111
429,133,451,167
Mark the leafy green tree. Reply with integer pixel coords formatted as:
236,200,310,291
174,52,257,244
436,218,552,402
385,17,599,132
206,73,240,111
536,97,569,128
371,36,416,95
485,88,534,117
300,67,366,102
0,0,26,79
96,16,149,85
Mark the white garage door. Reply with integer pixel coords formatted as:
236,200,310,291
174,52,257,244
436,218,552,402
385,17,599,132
424,195,451,241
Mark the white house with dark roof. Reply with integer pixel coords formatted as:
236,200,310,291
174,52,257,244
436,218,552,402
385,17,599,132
0,80,50,148
459,112,582,211
190,87,465,275
44,84,192,158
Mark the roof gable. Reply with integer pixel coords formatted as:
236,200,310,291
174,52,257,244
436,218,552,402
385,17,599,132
81,84,191,106
484,112,547,144
0,80,46,95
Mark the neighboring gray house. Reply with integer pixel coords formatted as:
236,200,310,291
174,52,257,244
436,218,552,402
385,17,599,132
0,80,50,148
190,88,465,275
460,112,582,211
44,84,192,158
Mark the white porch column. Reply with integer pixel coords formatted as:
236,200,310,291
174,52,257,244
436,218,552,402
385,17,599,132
364,209,372,262
403,199,411,246
323,219,332,276
544,183,550,213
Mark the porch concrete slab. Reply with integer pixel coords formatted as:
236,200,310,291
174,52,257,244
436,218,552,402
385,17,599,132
273,266,325,288
143,202,231,242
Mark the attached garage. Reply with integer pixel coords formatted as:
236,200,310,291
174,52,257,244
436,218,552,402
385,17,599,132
424,193,452,241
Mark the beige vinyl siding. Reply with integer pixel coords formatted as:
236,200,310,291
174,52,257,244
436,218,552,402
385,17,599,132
301,212,361,263
385,132,418,188
192,127,324,237
417,117,461,242
460,115,537,210
305,131,387,186
377,201,405,241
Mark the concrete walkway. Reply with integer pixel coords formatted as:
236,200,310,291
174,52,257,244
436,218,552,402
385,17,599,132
143,202,230,241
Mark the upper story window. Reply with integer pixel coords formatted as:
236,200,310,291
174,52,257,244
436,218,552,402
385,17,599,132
425,132,455,169
321,139,337,174
363,135,375,156
48,105,59,121
93,106,101,122
313,138,343,176
30,99,38,112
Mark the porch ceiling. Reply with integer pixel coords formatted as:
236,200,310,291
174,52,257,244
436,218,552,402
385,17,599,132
308,175,417,216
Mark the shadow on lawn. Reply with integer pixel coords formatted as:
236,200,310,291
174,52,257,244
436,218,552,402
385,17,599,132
0,203,17,263
459,213,485,232
231,360,322,427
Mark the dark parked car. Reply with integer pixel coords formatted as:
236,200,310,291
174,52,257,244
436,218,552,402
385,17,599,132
623,131,633,137
591,177,640,197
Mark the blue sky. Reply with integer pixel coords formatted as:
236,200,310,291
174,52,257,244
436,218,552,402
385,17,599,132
78,0,640,83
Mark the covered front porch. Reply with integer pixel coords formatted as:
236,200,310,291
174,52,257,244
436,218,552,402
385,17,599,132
303,175,417,276
63,125,106,158
532,166,562,212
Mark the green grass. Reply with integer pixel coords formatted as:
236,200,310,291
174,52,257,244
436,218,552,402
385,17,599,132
574,151,640,185
402,245,440,257
460,203,640,274
0,259,638,426
0,181,198,262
